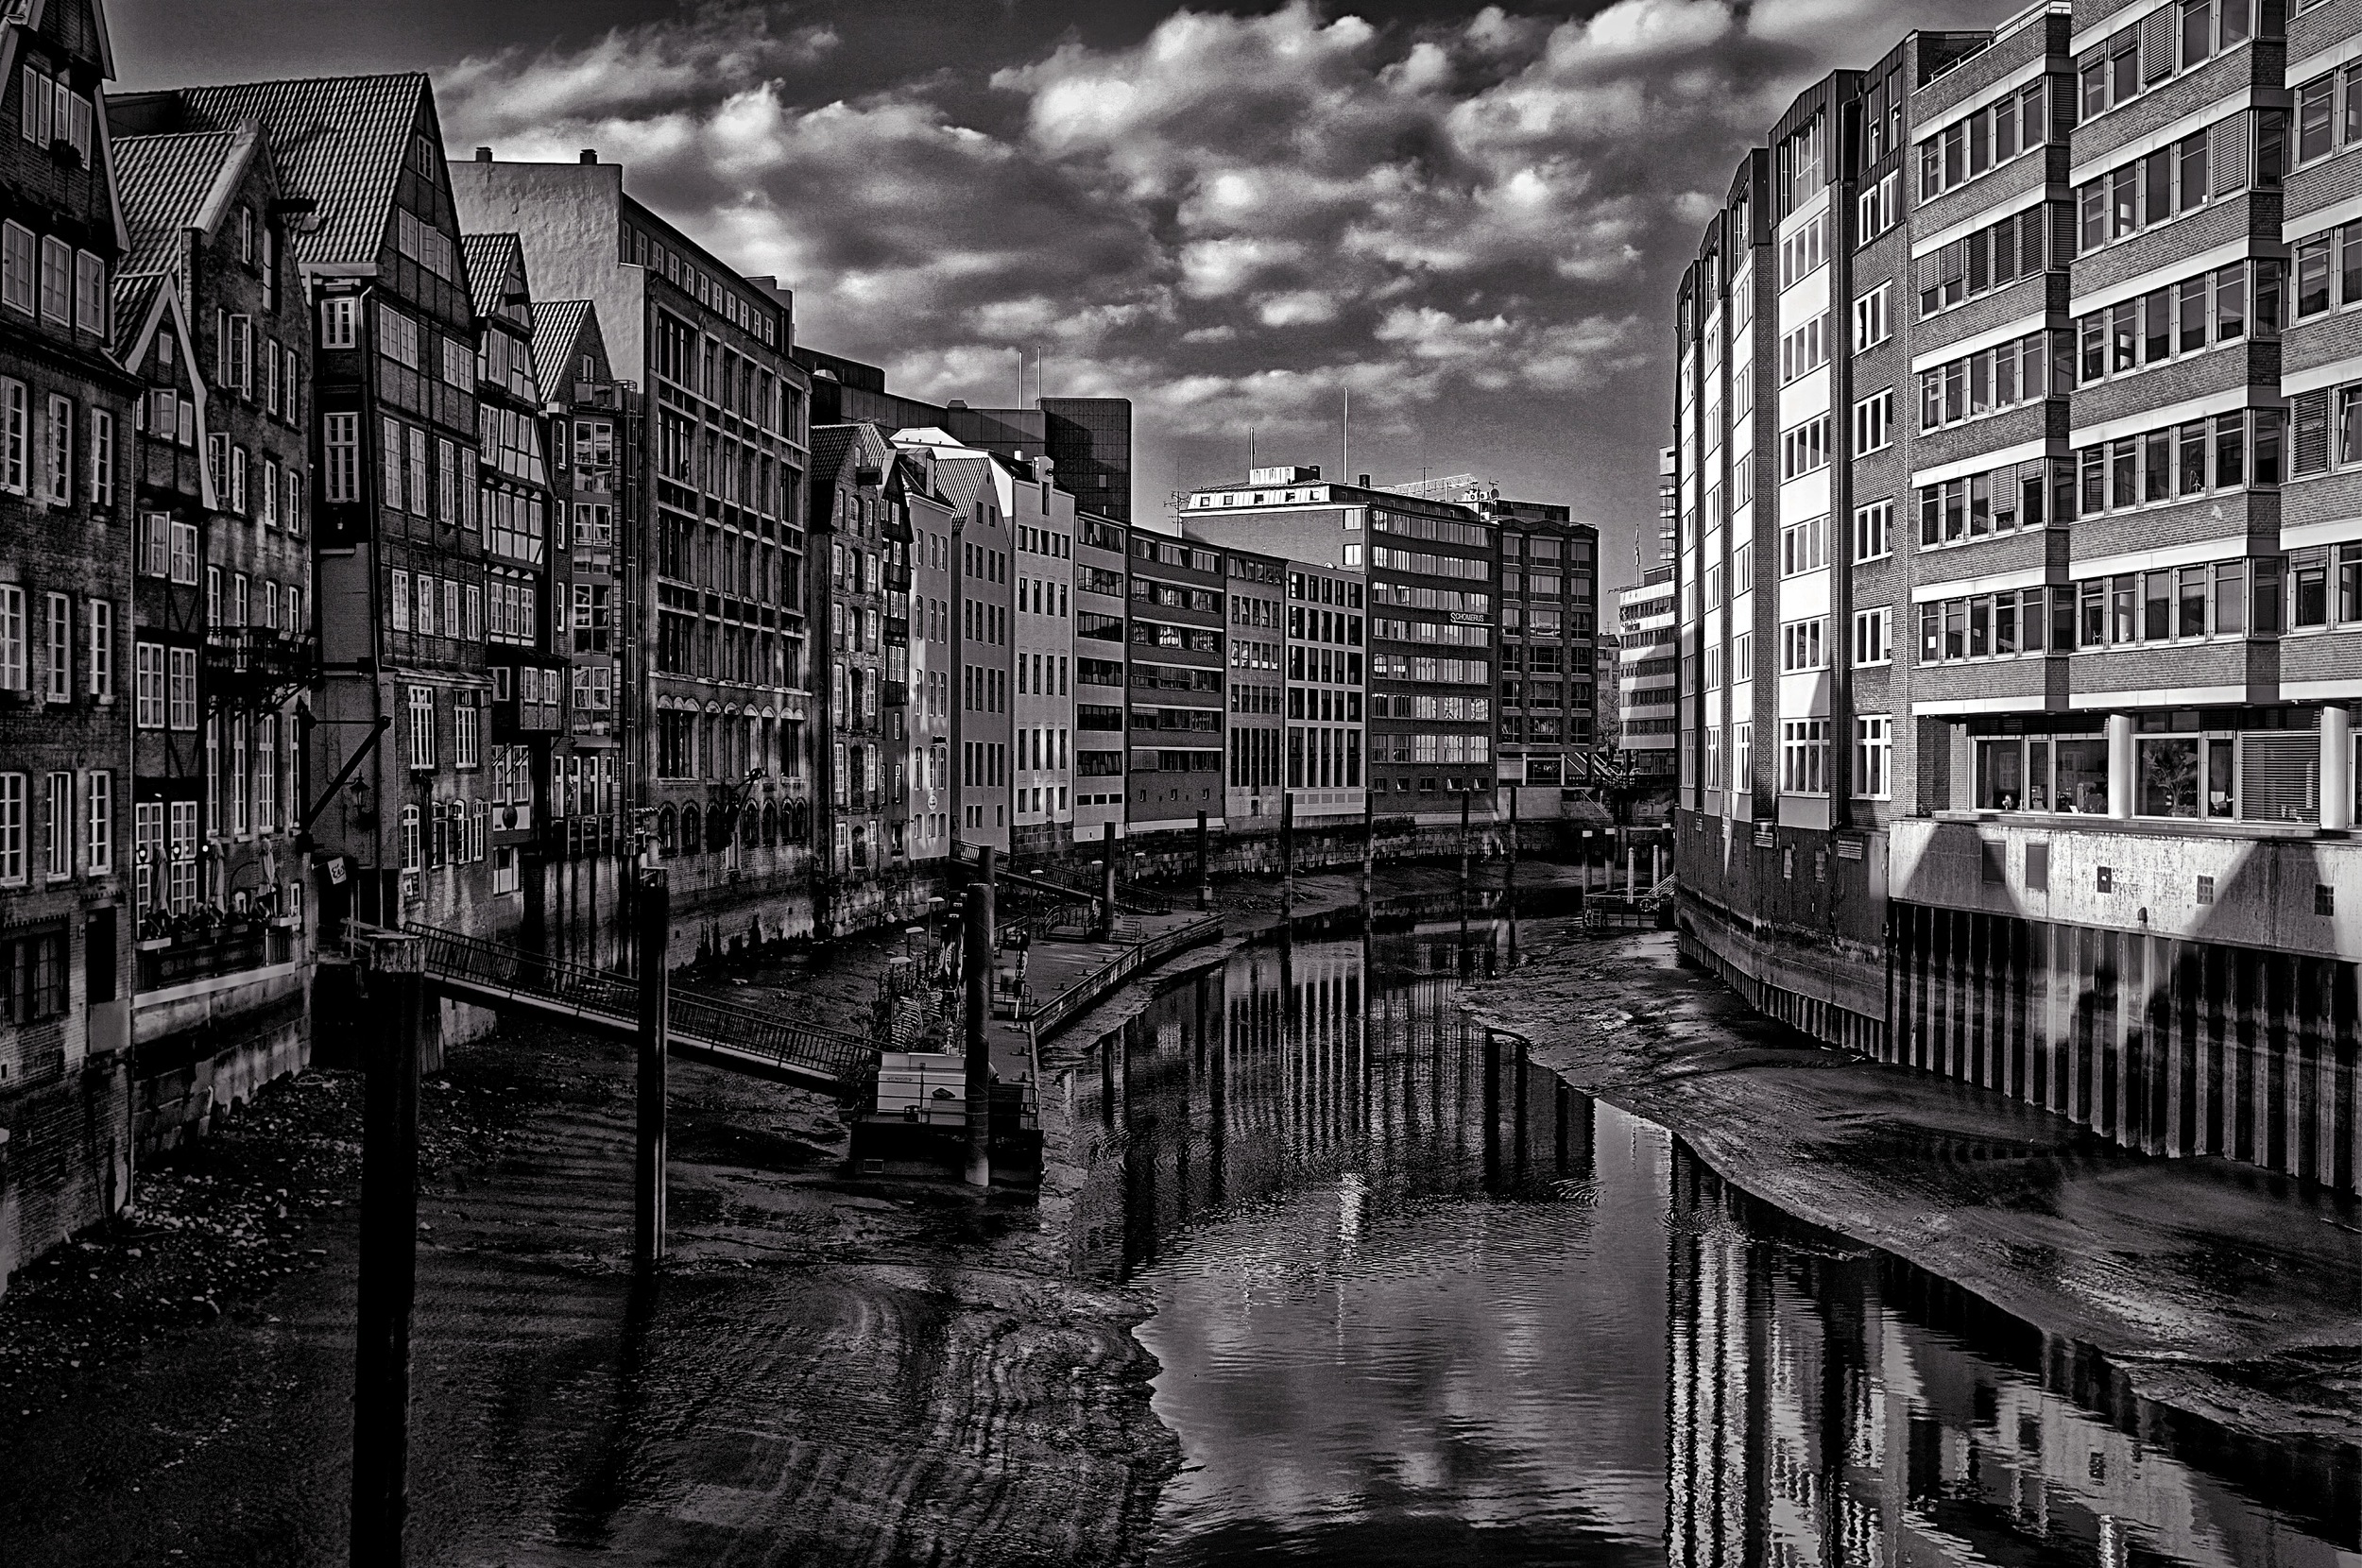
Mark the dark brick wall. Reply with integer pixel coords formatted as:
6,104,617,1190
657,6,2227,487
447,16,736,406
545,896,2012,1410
2285,468,2362,528
1916,524,2051,589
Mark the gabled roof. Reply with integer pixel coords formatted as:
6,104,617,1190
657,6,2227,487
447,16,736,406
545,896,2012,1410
531,298,590,377
809,424,860,495
112,123,261,279
461,230,521,322
108,269,159,361
167,74,432,268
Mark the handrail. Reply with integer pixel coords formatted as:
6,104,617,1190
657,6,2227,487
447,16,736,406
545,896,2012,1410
1026,913,1223,1043
401,923,873,1086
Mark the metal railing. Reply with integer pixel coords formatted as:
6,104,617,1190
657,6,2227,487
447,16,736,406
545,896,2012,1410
1025,912,1223,1043
402,923,873,1087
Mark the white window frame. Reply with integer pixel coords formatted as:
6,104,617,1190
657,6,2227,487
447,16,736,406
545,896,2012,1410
1852,605,1892,667
1854,715,1892,800
85,769,110,873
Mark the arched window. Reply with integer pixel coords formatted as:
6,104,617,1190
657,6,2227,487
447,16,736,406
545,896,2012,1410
761,802,779,845
679,805,701,855
657,806,676,857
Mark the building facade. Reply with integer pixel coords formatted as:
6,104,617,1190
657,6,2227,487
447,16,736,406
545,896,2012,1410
1184,464,1499,831
808,420,901,931
451,152,813,961
1123,529,1227,836
1072,510,1130,842
1283,554,1364,827
0,0,137,1280
113,113,317,1150
532,298,631,967
1672,1,2362,1194
1224,546,1285,829
1616,569,1679,785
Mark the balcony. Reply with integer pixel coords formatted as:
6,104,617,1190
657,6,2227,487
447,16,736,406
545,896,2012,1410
134,916,293,992
202,627,318,717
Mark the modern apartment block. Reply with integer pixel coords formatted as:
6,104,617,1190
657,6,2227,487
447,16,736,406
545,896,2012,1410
1184,465,1497,829
1072,511,1131,841
1492,500,1599,788
1616,569,1678,784
1122,529,1227,834
1675,0,2362,1193
1282,555,1365,827
1224,546,1287,827
450,152,813,960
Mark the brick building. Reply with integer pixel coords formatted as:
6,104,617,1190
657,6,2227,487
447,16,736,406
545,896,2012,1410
1072,510,1130,842
113,77,495,963
808,421,904,930
0,0,137,1286
112,111,316,1150
530,298,631,966
1184,464,1498,831
1671,0,2362,1194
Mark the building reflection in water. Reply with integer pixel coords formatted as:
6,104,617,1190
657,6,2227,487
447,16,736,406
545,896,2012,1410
1053,927,2359,1567
1667,1153,2361,1568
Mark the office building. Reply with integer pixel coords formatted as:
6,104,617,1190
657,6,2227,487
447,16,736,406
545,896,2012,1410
1184,465,1497,827
1616,570,1679,783
1224,547,1287,827
1123,529,1227,834
1072,511,1131,841
1282,555,1364,826
450,151,813,959
796,346,1137,525
1672,0,2362,1192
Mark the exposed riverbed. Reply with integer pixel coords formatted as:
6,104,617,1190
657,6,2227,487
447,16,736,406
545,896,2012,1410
0,910,2353,1566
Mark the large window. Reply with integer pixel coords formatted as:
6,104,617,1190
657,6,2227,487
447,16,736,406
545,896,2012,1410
1779,719,1828,795
1854,716,1891,800
1918,77,2051,201
2077,111,2268,256
1916,457,2070,547
1918,332,2062,432
1919,203,2063,317
2081,260,2276,380
1778,415,1828,479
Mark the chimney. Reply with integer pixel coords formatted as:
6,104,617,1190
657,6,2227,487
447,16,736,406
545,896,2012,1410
1358,473,1371,487
579,148,598,164
473,146,491,162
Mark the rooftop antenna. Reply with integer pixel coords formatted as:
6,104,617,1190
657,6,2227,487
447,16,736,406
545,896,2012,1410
1342,383,1350,486
1014,348,1023,407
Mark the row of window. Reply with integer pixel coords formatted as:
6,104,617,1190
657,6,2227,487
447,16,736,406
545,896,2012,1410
200,436,303,529
2076,111,2261,258
1369,654,1492,685
1917,76,2054,203
1917,203,2059,319
2076,259,2273,387
204,568,301,635
2078,0,2259,126
2292,60,2362,167
211,311,303,425
0,222,105,335
0,771,111,890
1917,331,2056,434
0,587,112,701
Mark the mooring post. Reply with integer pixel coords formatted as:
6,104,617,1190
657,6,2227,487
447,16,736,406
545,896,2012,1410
351,929,425,1568
633,869,670,1271
1280,791,1295,923
1195,809,1211,912
1360,788,1375,936
1458,789,1472,953
965,846,996,1188
1100,820,1118,940
1505,787,1519,929
1626,839,1637,901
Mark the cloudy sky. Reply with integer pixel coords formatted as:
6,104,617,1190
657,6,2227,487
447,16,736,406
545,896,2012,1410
112,0,2012,588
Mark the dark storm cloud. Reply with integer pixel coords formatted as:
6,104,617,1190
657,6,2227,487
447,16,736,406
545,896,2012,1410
123,0,2019,572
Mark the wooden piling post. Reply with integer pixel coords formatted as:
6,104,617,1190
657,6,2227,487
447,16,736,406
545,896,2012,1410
1360,788,1375,934
351,929,425,1568
1100,820,1118,940
633,869,670,1271
1195,810,1211,912
965,846,996,1188
1458,789,1471,953
1281,791,1295,922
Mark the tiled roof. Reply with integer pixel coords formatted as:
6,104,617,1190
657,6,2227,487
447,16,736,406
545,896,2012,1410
460,230,519,320
109,270,162,362
809,423,858,494
169,74,430,268
531,298,590,379
111,128,246,279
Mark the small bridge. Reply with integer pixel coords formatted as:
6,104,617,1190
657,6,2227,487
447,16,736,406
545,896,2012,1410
395,924,872,1094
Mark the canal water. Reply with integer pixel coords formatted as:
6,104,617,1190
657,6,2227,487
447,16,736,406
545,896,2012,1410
1060,925,2362,1568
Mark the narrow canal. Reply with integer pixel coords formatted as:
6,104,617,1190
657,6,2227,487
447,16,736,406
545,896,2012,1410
1058,925,2362,1568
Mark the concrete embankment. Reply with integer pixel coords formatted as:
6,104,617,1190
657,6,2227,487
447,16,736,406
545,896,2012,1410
1465,926,2362,1447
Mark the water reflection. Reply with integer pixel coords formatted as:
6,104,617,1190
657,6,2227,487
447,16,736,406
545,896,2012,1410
1061,928,2362,1568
